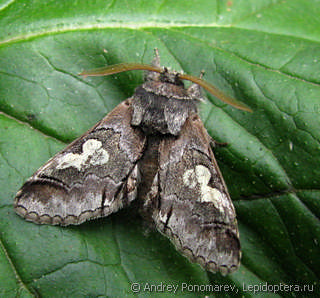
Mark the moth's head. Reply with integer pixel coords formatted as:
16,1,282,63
143,66,203,102
159,69,184,86
142,49,202,101
145,64,184,86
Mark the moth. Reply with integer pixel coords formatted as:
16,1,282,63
15,50,250,275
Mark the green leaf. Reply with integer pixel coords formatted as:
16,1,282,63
1,0,319,297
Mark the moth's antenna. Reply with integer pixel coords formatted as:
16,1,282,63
79,63,252,112
79,63,163,78
179,73,252,112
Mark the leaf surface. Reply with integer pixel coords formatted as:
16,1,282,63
0,0,319,296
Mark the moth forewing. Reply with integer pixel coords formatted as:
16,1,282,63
153,115,240,275
14,100,146,226
14,50,245,274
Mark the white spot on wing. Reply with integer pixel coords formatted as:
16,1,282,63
183,168,197,188
183,165,229,213
56,139,109,171
159,210,168,224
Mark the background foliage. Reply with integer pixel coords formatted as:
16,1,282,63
0,0,319,297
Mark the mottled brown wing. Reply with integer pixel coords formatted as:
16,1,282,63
14,99,146,226
154,114,240,275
